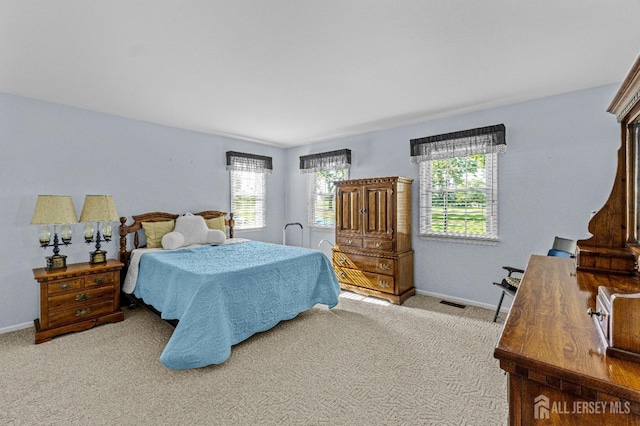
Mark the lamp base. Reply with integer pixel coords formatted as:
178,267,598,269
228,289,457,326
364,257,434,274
46,254,67,271
89,250,107,264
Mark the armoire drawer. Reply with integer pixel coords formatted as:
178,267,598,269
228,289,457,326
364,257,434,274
332,251,395,275
337,236,363,249
334,266,395,294
363,239,393,251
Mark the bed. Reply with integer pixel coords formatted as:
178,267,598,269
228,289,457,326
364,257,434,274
118,210,341,370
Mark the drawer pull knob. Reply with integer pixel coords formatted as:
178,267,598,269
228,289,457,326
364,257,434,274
587,307,603,321
379,280,390,288
75,293,91,302
379,263,390,270
93,278,105,284
58,283,72,290
339,272,346,279
338,257,347,263
75,308,92,317
374,242,382,248
346,240,353,245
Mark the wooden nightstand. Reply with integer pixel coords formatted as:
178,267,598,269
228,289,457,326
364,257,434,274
32,259,124,344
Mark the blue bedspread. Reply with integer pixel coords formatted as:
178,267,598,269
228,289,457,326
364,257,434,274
134,241,340,369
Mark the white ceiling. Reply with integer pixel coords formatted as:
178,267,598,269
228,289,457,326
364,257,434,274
2,1,640,148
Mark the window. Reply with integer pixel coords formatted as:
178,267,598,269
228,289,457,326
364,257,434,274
306,169,348,228
299,149,351,229
226,151,272,230
410,125,506,242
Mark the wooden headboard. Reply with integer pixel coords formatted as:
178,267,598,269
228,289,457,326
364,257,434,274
118,210,234,265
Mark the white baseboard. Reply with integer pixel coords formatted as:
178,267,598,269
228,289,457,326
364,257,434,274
0,321,33,335
415,289,510,313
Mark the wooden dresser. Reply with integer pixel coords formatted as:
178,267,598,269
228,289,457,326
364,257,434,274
494,55,640,424
494,255,640,425
32,259,124,343
332,176,414,304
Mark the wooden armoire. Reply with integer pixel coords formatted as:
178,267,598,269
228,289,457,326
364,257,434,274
332,176,415,304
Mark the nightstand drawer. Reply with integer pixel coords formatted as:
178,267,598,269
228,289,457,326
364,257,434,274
333,251,395,275
48,300,115,329
85,272,115,287
47,278,83,295
334,266,395,294
48,287,115,312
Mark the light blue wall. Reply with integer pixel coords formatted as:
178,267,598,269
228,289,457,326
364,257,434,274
0,83,621,331
0,93,286,331
285,84,620,309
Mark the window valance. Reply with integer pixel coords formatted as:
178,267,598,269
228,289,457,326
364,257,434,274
226,151,273,174
410,124,506,162
299,149,351,173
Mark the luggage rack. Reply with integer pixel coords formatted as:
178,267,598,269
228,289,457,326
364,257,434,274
317,239,334,250
283,222,303,246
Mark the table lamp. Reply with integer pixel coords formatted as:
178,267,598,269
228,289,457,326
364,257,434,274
30,195,79,270
79,195,119,264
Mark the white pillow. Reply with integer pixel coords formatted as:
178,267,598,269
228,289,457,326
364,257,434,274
161,231,185,250
206,229,226,245
174,213,211,246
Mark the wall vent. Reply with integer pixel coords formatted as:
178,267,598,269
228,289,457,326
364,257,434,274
439,300,466,309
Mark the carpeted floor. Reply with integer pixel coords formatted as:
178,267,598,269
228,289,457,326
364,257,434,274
0,293,507,425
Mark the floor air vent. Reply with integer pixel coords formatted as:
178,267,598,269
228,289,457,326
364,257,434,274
440,300,466,309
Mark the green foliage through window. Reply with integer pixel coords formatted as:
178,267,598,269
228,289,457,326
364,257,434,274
420,153,498,240
308,169,348,228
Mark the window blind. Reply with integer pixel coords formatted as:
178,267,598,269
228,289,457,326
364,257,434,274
299,149,351,229
226,151,272,230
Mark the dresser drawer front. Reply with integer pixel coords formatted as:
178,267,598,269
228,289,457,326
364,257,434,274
333,252,395,275
48,287,115,312
47,300,115,328
47,278,84,295
363,239,393,251
85,272,116,287
337,236,363,249
334,266,395,293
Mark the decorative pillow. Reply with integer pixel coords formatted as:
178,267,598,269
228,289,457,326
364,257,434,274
174,213,212,246
206,229,226,245
161,231,185,250
204,216,226,234
141,220,175,249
